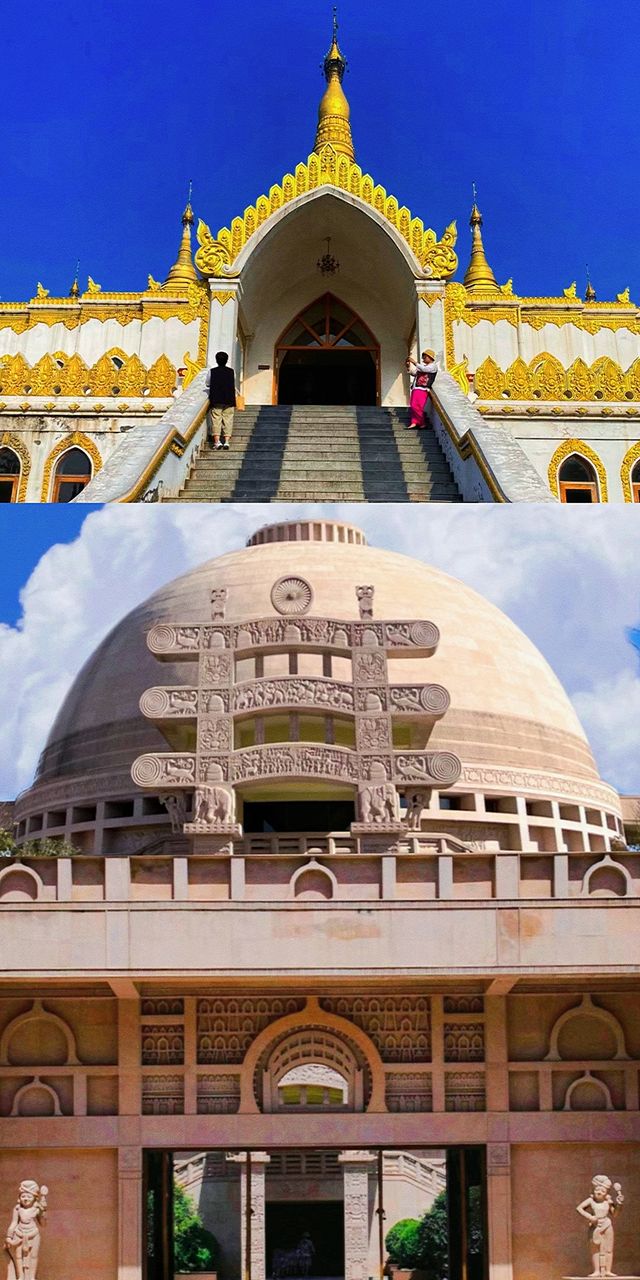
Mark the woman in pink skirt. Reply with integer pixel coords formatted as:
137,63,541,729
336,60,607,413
406,349,438,428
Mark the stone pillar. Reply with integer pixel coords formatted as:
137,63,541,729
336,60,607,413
227,1151,270,1280
339,1150,376,1280
118,1146,143,1280
486,1144,513,1280
207,280,242,370
415,281,446,363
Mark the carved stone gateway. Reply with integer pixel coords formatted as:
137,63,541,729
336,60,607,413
339,1151,376,1280
133,603,461,836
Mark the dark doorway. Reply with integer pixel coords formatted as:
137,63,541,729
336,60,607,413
275,294,380,406
266,1201,344,1279
278,349,377,406
243,799,355,834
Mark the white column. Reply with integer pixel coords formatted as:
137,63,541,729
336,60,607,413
486,1144,513,1280
339,1150,376,1280
227,1151,271,1280
415,281,446,363
118,1147,143,1280
207,280,242,369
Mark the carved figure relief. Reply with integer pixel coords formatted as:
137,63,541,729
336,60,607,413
405,790,430,830
356,586,374,619
353,652,386,684
357,718,390,750
210,588,228,621
576,1177,624,1277
159,793,187,834
4,1181,48,1280
190,785,236,830
199,720,232,752
357,782,399,825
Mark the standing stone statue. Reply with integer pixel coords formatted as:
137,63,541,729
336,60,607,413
576,1175,624,1277
4,1180,48,1280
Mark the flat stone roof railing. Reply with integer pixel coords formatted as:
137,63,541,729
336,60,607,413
74,371,209,503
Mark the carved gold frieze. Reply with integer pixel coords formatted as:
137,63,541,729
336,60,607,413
194,144,459,280
0,351,178,399
40,431,103,502
0,282,209,338
547,439,608,502
474,353,640,402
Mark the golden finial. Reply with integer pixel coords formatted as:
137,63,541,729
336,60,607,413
36,282,50,299
165,186,199,289
313,8,354,161
69,259,80,298
462,190,500,295
585,266,596,303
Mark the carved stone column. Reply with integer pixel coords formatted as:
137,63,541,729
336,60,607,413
339,1150,376,1280
227,1151,271,1280
118,1146,143,1280
206,279,242,370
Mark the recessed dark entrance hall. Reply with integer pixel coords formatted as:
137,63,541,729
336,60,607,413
276,294,379,406
266,1201,344,1279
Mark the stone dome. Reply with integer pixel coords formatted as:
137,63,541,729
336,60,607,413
21,520,604,817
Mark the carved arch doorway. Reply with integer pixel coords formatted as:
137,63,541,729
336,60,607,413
275,294,380,406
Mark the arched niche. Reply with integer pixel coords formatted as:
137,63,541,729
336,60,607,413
545,995,627,1062
10,1075,63,1117
239,996,386,1114
581,853,632,899
0,999,80,1067
562,1071,613,1112
0,862,42,902
289,859,337,901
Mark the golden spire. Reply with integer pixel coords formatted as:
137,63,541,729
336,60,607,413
462,189,500,295
164,185,199,288
313,8,354,161
585,266,596,303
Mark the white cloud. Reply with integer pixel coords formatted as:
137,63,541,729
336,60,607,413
1,503,639,800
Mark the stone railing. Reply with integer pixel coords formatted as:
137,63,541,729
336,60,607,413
429,373,555,503
1,839,637,903
73,371,209,502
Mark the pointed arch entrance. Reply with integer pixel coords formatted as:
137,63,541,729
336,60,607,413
275,294,380,405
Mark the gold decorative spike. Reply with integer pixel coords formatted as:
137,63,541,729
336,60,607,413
566,357,594,400
59,354,90,396
591,356,625,400
0,354,31,395
90,354,119,396
474,357,505,399
69,278,80,299
30,354,60,395
617,287,631,304
530,353,566,400
165,199,199,288
313,9,354,161
423,222,459,278
463,203,500,295
147,355,177,397
118,355,147,397
504,357,530,400
563,282,578,299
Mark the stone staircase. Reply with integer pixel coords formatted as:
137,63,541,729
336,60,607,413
167,405,462,502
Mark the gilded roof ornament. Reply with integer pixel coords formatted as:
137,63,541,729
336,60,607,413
313,8,354,161
35,282,49,299
617,287,631,304
563,282,578,299
86,277,102,295
462,197,500,295
195,219,234,277
164,190,199,288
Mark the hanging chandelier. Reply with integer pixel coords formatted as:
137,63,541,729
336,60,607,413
317,237,340,276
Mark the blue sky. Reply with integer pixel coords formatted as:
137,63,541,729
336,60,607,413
2,0,639,302
0,504,638,799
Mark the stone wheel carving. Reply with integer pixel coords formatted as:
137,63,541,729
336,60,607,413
411,621,440,648
430,752,463,785
421,685,450,715
271,576,314,616
131,757,165,785
140,688,171,717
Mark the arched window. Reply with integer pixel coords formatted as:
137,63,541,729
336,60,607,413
0,447,20,502
52,447,92,502
558,454,599,503
632,459,640,503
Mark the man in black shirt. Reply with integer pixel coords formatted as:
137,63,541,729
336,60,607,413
208,351,237,449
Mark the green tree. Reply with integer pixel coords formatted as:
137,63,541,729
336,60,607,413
385,1219,422,1269
0,830,79,858
173,1182,219,1274
416,1190,449,1279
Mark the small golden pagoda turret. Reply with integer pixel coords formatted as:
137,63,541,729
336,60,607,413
313,8,354,161
585,269,597,303
164,196,199,289
463,197,500,295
